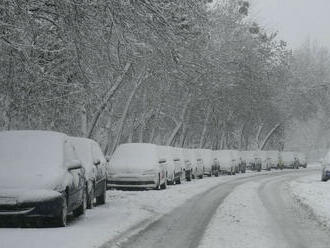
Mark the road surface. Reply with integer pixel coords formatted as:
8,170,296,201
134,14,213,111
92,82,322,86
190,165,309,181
104,169,330,248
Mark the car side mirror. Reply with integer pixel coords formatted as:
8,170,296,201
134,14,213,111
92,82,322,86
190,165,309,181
67,160,82,171
159,159,167,164
94,159,101,166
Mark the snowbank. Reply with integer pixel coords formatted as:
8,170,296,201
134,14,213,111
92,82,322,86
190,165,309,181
289,172,330,228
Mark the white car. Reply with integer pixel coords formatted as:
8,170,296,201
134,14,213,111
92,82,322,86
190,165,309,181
199,149,218,177
240,151,255,170
108,143,168,190
70,137,107,209
267,151,280,169
297,152,307,168
190,149,204,179
181,148,194,181
216,150,236,175
157,146,183,185
280,152,298,169
257,150,271,171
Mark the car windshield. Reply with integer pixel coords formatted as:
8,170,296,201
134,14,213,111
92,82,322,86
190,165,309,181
0,131,64,189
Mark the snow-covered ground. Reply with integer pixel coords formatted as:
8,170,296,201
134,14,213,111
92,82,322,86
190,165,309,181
198,180,289,248
289,169,330,228
1,172,268,248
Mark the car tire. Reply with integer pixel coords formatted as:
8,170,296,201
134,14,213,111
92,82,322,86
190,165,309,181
87,184,95,209
73,189,87,217
55,197,67,227
160,179,167,190
176,177,181,184
96,181,106,205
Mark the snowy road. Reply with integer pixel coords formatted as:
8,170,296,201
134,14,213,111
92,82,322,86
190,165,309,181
109,169,330,248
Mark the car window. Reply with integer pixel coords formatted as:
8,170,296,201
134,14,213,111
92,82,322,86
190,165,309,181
64,140,79,164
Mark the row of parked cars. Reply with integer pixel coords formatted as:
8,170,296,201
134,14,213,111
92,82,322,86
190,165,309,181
0,130,307,227
107,143,307,190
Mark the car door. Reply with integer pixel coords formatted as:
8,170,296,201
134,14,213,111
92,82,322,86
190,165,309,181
91,142,106,190
64,140,85,211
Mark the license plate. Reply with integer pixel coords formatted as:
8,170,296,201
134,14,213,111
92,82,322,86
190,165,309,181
0,197,17,205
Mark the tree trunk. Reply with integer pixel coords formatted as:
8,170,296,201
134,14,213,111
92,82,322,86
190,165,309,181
260,124,281,150
256,123,264,148
166,96,191,146
104,107,114,155
80,104,88,137
110,69,145,154
87,62,131,138
199,103,212,148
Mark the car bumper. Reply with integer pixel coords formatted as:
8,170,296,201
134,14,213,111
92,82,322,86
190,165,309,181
0,196,64,218
107,175,157,188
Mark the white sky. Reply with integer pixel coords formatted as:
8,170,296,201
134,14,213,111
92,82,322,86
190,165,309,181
249,0,330,49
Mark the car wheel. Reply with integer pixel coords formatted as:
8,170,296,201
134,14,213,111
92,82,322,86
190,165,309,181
55,197,67,227
73,189,87,217
176,177,181,184
160,179,167,190
96,181,106,205
87,184,95,209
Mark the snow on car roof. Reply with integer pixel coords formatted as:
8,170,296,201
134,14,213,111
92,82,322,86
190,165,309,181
0,130,67,189
110,143,159,171
216,150,233,161
0,130,66,167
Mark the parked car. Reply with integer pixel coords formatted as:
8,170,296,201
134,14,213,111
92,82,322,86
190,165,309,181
231,150,245,173
216,150,236,175
297,152,307,168
240,151,255,170
280,152,298,169
158,146,183,185
200,149,219,177
190,149,204,179
257,151,271,171
0,131,87,227
70,137,107,209
181,148,193,181
107,143,167,190
321,151,330,181
267,151,280,169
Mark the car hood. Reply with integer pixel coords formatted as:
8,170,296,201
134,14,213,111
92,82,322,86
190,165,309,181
0,166,67,191
0,189,61,204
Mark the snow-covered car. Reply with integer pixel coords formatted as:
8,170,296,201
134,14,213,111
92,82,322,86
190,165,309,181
240,151,255,170
0,131,87,227
232,150,245,173
70,137,107,209
257,150,271,171
181,148,193,181
267,150,280,169
190,149,204,179
108,143,167,190
279,152,298,169
200,149,219,177
157,146,183,185
216,150,236,175
321,151,330,181
297,152,307,168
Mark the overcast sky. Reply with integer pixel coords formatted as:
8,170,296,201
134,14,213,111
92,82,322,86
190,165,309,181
249,0,330,49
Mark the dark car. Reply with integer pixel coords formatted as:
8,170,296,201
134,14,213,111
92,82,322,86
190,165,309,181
70,137,107,208
0,131,87,227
